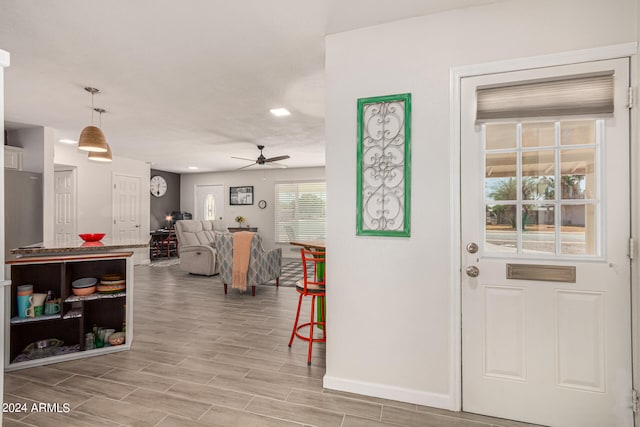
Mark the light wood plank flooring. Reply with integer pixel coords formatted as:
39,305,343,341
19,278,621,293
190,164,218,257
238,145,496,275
3,264,541,427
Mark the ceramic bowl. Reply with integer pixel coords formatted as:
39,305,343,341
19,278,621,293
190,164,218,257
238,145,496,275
72,285,96,296
108,332,125,346
78,233,105,242
72,277,98,288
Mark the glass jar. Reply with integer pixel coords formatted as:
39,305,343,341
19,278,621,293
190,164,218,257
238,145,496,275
84,333,94,350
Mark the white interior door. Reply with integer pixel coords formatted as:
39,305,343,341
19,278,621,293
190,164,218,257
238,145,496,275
461,58,633,426
54,169,76,240
194,184,224,221
113,174,142,240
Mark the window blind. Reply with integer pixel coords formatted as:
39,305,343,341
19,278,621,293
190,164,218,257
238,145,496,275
476,71,614,122
274,181,326,243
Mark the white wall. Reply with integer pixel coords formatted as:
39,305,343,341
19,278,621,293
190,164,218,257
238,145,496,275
52,143,151,262
325,0,637,409
180,166,325,258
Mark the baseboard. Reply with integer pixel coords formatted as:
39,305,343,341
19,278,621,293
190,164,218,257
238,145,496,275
323,375,455,410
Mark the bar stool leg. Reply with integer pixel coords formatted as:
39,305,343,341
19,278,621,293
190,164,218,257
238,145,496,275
289,293,303,347
320,297,326,339
308,295,316,365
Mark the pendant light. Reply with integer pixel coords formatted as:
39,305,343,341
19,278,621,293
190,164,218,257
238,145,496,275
78,87,109,153
88,108,113,162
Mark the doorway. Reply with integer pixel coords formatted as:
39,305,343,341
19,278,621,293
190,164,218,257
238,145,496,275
53,168,77,240
460,58,632,426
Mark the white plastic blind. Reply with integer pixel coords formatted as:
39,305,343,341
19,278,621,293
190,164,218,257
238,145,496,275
274,181,326,243
476,71,614,122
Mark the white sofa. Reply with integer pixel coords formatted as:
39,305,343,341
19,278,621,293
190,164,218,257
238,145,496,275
174,220,224,276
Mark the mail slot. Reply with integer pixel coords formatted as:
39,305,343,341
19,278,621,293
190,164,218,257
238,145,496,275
506,264,576,283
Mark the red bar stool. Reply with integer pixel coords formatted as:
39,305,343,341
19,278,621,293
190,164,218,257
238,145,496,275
288,248,326,365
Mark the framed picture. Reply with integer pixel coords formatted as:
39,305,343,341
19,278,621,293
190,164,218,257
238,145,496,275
356,93,411,237
230,186,254,205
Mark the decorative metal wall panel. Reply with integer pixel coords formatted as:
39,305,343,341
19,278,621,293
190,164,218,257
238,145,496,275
357,93,411,237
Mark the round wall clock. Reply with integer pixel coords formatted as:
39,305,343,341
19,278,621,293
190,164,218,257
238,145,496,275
150,175,168,197
258,200,267,209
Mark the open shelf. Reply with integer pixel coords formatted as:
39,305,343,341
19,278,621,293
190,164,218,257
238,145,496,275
10,314,62,324
62,308,83,320
65,291,126,303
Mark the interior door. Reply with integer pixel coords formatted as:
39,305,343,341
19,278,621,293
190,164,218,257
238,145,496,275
112,174,142,240
54,169,76,240
461,58,633,426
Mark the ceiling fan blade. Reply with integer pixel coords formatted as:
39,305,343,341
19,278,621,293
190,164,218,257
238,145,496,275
236,163,256,170
231,156,256,161
265,155,290,162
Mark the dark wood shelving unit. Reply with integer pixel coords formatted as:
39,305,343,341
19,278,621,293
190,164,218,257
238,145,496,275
5,252,134,370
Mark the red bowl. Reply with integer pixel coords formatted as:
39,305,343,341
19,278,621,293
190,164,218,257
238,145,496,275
79,233,105,242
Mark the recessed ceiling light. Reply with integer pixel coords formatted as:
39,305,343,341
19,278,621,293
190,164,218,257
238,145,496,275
188,166,199,170
58,139,77,144
270,108,290,117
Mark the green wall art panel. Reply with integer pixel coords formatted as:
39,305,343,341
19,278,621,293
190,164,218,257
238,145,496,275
356,93,411,237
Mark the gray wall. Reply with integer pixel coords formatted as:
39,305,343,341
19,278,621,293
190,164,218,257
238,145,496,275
149,169,180,230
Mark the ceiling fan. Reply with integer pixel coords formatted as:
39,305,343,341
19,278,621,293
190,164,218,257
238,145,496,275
232,145,290,170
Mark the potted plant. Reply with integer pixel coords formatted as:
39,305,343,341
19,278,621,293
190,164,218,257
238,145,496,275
235,215,246,228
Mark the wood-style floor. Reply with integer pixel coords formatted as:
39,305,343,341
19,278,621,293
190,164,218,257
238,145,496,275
3,263,540,427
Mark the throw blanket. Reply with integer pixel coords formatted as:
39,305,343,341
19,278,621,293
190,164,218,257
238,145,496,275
232,231,255,291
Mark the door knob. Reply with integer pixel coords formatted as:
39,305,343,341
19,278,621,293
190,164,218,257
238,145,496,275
466,266,480,277
466,242,478,254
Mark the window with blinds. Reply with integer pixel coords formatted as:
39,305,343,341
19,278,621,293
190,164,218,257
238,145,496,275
274,181,326,243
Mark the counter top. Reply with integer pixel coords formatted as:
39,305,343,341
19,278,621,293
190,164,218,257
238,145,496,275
10,238,148,256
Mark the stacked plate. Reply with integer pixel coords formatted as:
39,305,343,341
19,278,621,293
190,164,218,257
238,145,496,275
97,274,126,294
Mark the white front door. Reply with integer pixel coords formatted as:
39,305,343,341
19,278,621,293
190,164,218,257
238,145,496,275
194,184,224,221
54,169,76,240
112,174,142,240
461,58,632,426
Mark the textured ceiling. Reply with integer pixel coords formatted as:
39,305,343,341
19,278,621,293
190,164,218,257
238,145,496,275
0,0,501,173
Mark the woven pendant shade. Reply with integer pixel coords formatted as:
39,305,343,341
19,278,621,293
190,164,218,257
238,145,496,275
78,125,109,152
88,143,112,162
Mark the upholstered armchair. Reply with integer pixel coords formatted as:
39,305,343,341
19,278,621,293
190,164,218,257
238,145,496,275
217,232,281,296
175,220,223,276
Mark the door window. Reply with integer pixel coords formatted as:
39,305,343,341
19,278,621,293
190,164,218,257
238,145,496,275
484,120,600,257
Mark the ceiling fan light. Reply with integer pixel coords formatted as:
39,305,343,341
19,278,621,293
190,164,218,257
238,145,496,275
78,125,109,152
88,143,112,162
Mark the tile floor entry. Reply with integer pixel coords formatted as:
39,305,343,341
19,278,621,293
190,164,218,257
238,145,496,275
3,264,542,427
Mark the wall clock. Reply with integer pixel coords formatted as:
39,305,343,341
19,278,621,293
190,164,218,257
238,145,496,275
150,175,168,197
258,200,267,209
